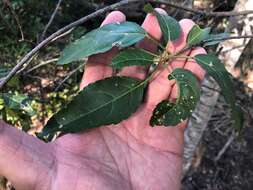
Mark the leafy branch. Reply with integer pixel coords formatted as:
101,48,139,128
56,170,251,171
34,4,245,141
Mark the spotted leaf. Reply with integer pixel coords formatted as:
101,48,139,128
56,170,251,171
39,76,146,139
58,22,147,65
150,68,200,126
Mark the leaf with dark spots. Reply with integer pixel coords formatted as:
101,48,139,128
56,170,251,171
150,68,200,126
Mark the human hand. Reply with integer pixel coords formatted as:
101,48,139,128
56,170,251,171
0,9,205,190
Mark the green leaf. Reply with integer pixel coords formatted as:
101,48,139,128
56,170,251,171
155,11,181,44
1,93,35,116
194,54,244,130
203,32,230,46
58,22,147,65
150,68,200,126
187,25,211,46
40,76,146,137
111,48,156,69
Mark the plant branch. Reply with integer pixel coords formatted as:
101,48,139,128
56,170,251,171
148,0,253,17
0,0,139,89
55,63,85,91
3,0,24,40
176,35,253,56
39,0,63,42
204,35,253,42
24,58,59,74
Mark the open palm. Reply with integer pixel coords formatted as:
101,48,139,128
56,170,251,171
0,9,206,190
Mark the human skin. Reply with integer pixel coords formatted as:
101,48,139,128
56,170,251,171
0,9,206,190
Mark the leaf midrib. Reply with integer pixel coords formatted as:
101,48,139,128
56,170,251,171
188,27,202,45
60,78,145,126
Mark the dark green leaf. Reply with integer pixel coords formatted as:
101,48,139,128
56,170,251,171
155,11,181,44
40,76,146,137
1,93,35,116
150,68,200,126
58,22,147,65
203,32,230,46
187,25,211,46
111,48,156,69
194,54,244,130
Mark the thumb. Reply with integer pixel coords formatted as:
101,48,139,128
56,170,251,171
0,120,54,189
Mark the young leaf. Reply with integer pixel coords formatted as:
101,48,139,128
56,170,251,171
187,25,211,46
1,93,35,116
150,68,200,126
58,22,147,65
40,76,146,137
111,48,156,69
203,32,230,46
194,54,244,130
155,11,181,45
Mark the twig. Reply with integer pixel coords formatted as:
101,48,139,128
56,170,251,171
55,63,85,91
214,134,235,162
204,35,253,41
39,0,63,42
0,0,139,89
16,54,38,74
148,0,253,17
3,0,24,40
25,58,58,74
173,0,191,17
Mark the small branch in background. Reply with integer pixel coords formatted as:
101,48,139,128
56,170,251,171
24,58,59,74
0,0,140,89
55,63,85,91
173,0,191,17
205,35,253,42
16,54,38,74
3,0,24,40
39,0,63,42
214,134,235,162
51,28,74,42
148,0,253,17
